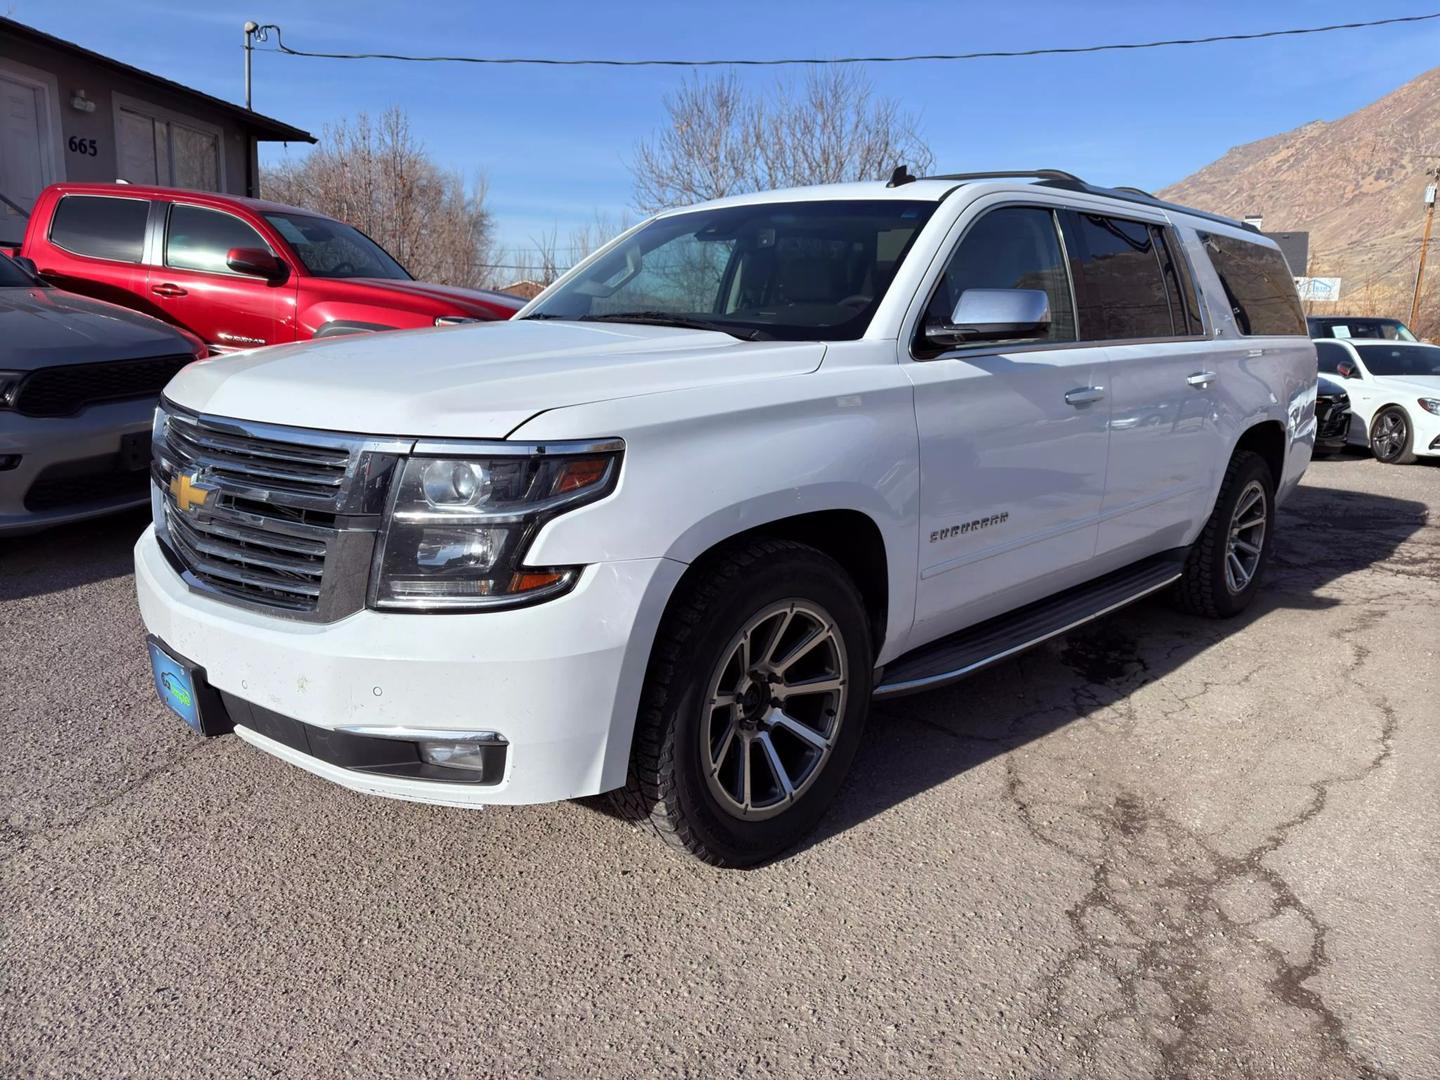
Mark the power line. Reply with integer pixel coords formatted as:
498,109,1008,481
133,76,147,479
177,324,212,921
250,12,1440,68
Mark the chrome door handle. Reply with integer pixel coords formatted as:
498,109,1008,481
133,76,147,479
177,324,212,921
1064,387,1105,406
1186,371,1217,388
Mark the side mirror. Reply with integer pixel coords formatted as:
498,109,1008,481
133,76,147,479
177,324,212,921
1336,361,1359,380
226,246,287,282
924,288,1051,347
11,255,42,280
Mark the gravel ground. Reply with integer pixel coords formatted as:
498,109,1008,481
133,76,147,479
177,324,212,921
1,451,1436,1079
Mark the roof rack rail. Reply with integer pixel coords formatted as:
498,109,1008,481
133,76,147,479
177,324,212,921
921,169,1084,184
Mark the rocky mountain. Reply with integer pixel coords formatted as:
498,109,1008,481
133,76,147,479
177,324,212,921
1158,65,1440,327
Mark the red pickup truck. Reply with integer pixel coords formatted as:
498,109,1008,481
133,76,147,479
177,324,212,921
15,183,523,353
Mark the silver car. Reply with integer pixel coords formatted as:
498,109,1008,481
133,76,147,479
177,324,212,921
1,255,203,534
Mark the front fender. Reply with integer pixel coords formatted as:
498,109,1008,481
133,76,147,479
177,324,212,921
509,366,922,663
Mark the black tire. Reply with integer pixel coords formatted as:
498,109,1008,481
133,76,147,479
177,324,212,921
1172,450,1276,619
614,538,873,867
1369,407,1416,464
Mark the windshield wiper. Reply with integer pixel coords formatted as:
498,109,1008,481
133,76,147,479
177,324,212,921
578,311,771,341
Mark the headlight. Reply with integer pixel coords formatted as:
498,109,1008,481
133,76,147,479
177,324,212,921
0,371,25,410
370,441,622,611
1418,398,1440,416
434,315,482,327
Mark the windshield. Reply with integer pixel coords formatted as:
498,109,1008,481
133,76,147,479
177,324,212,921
0,255,38,287
1310,317,1418,342
1353,344,1440,378
264,213,411,280
524,200,937,341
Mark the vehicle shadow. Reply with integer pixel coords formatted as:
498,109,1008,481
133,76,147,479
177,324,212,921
0,507,150,602
794,481,1429,859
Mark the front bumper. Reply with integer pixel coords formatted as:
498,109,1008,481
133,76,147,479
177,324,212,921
135,526,685,805
0,400,154,534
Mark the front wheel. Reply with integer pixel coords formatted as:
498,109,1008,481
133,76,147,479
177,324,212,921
618,539,873,867
1369,407,1416,464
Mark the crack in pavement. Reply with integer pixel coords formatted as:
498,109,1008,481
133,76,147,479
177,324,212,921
1007,594,1406,1079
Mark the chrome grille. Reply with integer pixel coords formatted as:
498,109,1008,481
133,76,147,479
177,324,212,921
162,499,327,610
165,409,351,502
153,404,409,620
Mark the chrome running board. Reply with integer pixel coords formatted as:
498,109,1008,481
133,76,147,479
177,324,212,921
873,550,1186,698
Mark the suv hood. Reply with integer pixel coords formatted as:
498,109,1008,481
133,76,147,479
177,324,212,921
164,320,825,436
2,286,195,367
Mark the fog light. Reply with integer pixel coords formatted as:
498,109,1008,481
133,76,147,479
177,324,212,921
420,738,500,773
0,454,20,472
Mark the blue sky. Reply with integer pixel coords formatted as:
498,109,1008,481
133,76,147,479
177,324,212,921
13,1,1440,262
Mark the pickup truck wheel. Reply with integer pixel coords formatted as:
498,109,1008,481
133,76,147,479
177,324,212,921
1171,450,1275,619
1369,407,1416,464
617,539,873,867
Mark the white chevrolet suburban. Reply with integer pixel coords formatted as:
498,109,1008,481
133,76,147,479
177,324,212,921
135,170,1318,866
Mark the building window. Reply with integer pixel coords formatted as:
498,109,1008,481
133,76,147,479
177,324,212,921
116,104,220,191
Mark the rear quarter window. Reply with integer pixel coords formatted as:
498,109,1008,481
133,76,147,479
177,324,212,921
49,195,151,262
1199,232,1306,336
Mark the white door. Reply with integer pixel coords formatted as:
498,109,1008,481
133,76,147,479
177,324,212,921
1059,212,1225,557
0,73,50,233
906,204,1111,642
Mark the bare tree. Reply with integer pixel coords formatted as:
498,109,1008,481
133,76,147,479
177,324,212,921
263,108,494,289
631,70,934,213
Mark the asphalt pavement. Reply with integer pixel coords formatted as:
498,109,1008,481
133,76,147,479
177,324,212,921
2,451,1436,1079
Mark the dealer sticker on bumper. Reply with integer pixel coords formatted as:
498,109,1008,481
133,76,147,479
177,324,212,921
148,641,200,731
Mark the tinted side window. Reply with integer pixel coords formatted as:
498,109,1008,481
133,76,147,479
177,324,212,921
1199,233,1306,336
1063,213,1174,340
922,206,1076,347
166,205,271,275
1314,341,1352,375
49,196,150,262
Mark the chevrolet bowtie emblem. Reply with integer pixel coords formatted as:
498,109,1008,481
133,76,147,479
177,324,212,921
169,472,213,513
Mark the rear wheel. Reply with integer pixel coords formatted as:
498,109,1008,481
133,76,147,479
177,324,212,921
1172,450,1275,618
617,539,873,867
1369,407,1416,464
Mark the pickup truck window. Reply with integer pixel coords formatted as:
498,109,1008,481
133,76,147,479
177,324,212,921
1199,233,1306,336
264,213,411,280
524,200,937,342
920,206,1076,348
166,205,273,275
1063,213,1175,340
49,195,150,263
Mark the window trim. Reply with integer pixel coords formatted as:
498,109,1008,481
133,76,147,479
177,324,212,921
910,202,1079,362
162,202,275,279
111,92,227,191
46,194,153,264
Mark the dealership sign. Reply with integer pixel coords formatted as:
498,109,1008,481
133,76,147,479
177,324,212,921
1295,277,1342,302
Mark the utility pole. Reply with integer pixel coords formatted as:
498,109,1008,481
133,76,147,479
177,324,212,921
1412,165,1438,330
243,21,259,110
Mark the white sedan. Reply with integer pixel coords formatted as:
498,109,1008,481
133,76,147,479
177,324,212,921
1313,339,1440,464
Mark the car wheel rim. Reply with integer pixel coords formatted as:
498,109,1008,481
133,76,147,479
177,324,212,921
1225,479,1267,595
1373,413,1405,461
701,599,848,821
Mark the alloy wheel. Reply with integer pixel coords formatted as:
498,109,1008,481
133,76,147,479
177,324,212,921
1224,479,1267,595
1372,412,1408,462
701,599,848,821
